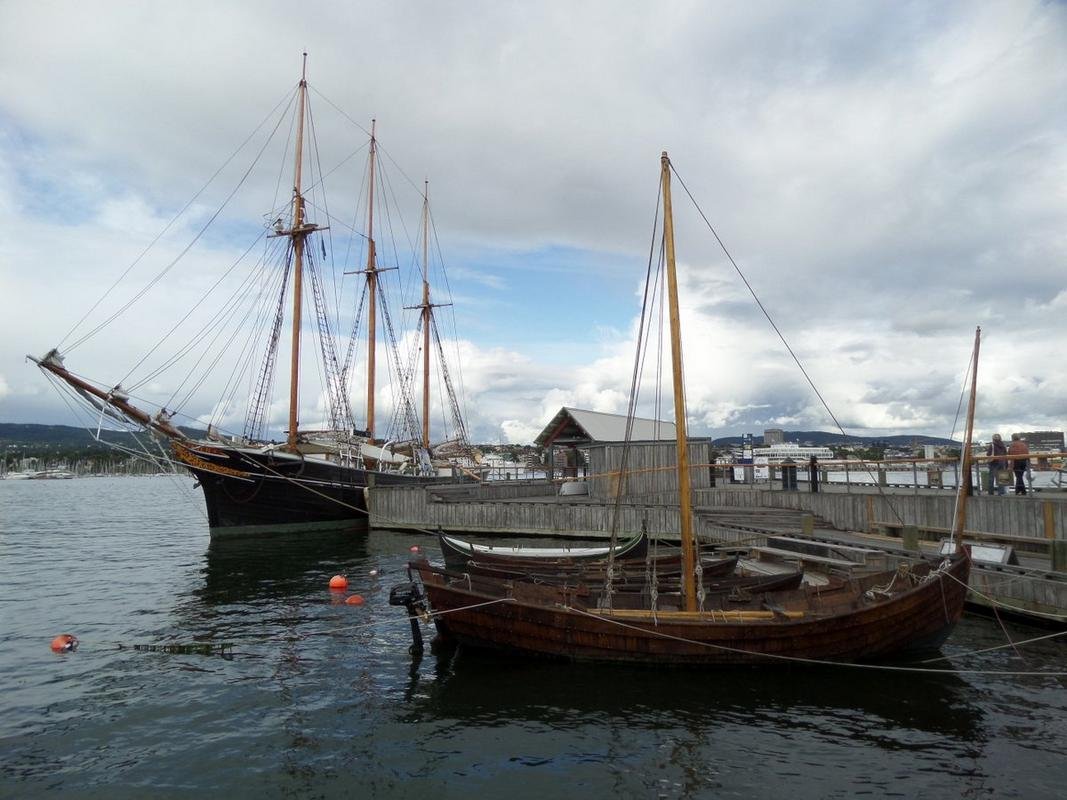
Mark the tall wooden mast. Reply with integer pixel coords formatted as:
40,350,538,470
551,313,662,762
660,152,698,612
365,119,379,438
421,181,431,448
286,54,310,451
404,182,451,450
953,326,981,545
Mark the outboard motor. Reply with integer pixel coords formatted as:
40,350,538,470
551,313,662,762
389,582,427,655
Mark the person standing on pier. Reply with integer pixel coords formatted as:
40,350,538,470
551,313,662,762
987,433,1008,495
1008,433,1030,495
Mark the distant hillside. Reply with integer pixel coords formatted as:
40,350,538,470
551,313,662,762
711,430,959,448
0,423,206,452
1,422,961,453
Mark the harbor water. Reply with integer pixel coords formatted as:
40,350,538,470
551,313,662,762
2,477,1065,798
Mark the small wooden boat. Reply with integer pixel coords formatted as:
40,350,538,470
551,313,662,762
438,558,802,595
408,553,969,664
456,552,740,586
438,531,649,569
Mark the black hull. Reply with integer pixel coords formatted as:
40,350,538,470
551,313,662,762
176,443,455,537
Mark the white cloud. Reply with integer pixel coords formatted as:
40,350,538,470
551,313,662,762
499,419,542,445
1,1,1064,445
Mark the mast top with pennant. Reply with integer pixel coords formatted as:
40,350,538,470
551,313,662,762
660,151,698,612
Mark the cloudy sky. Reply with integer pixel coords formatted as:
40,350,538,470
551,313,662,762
1,1,1064,445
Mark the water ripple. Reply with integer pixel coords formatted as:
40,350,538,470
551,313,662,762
1,477,1065,797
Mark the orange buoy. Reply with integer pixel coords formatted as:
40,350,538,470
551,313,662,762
329,575,348,590
50,634,78,653
345,594,365,606
409,545,421,553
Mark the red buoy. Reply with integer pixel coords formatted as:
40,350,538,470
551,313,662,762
409,545,421,553
50,634,78,653
329,575,348,590
345,594,365,606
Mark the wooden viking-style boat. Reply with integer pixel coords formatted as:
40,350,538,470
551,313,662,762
409,556,969,664
455,551,738,582
398,152,973,665
453,557,801,595
438,531,650,569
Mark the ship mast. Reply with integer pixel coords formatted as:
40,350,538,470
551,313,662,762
285,54,311,451
403,182,452,451
952,326,981,546
660,152,698,612
421,182,431,448
365,120,379,439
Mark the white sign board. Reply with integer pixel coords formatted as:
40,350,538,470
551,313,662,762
754,455,769,482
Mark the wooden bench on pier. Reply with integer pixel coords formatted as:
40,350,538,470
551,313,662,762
874,520,1052,556
751,535,889,574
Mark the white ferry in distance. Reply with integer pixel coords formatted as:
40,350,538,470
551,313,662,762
751,443,834,463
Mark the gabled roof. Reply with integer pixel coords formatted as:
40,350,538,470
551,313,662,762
535,407,676,447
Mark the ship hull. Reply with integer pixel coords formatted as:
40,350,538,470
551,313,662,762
175,442,453,538
410,554,971,665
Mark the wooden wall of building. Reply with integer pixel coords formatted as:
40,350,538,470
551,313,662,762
586,441,712,500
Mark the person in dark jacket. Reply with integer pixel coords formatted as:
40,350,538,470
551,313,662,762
986,433,1008,495
1008,434,1030,495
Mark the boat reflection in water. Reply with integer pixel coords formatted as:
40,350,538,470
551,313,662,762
198,528,368,607
402,646,985,747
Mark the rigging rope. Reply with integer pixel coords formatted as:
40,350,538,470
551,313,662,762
125,230,272,393
244,256,293,440
604,176,665,608
67,92,296,354
668,163,907,526
59,86,299,352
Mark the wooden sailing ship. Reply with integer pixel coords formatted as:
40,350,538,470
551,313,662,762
31,56,474,537
400,152,972,665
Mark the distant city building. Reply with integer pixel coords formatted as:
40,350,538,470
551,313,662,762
763,428,784,445
1013,431,1065,453
752,442,833,463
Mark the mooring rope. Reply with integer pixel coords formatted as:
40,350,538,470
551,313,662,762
90,597,518,657
942,569,1067,622
561,605,1067,676
314,596,517,637
918,627,1067,664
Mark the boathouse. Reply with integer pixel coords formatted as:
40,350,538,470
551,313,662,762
535,407,676,479
534,407,714,499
